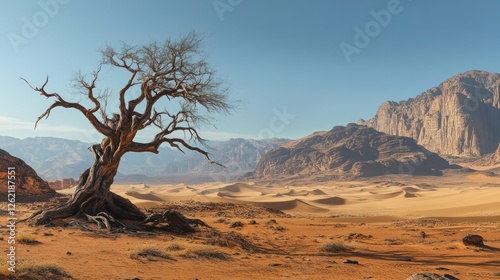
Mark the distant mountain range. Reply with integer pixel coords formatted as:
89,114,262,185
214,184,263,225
359,70,500,157
0,136,289,182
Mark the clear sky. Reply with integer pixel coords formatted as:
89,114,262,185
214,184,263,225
1,0,500,143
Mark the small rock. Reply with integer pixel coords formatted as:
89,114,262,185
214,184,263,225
268,263,282,267
405,273,459,280
230,221,243,228
248,220,257,225
399,257,412,262
494,273,500,277
343,259,359,264
66,251,72,255
420,231,427,239
436,267,450,271
462,234,484,246
266,219,278,225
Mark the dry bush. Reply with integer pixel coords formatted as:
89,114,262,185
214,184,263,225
17,232,39,244
202,230,259,251
130,244,172,261
16,260,72,280
181,245,228,260
321,242,351,253
165,242,185,251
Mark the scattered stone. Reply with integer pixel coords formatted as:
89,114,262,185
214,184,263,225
405,273,459,280
268,263,282,267
266,219,278,225
420,231,427,239
248,220,257,225
343,259,359,264
462,234,484,247
436,267,450,271
230,221,243,228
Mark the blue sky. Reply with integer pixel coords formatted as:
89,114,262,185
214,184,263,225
1,0,500,143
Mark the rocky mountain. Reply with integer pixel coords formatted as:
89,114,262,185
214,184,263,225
0,149,56,202
358,70,500,157
247,124,451,181
470,143,500,166
0,136,288,182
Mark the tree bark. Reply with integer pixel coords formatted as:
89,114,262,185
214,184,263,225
35,144,146,226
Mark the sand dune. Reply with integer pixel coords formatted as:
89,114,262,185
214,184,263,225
259,199,328,213
309,196,346,205
125,191,165,202
54,170,500,219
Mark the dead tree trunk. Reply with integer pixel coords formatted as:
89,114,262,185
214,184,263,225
35,144,146,227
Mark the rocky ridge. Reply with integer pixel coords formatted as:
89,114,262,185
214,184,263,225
247,124,451,181
359,70,500,157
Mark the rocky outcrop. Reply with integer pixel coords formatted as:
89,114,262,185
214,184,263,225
359,70,500,157
247,124,451,181
469,143,500,166
0,149,56,202
48,178,78,190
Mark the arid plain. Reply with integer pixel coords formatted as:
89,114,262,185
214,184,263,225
2,162,500,280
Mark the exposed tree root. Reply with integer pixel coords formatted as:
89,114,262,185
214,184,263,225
143,209,211,233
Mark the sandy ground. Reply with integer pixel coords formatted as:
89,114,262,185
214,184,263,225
2,169,500,279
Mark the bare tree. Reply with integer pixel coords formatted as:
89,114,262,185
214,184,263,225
23,33,232,230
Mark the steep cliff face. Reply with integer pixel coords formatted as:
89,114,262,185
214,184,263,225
359,70,500,157
0,149,56,202
248,124,450,181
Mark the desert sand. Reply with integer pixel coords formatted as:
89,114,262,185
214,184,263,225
2,168,500,279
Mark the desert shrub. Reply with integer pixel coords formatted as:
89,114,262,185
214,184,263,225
17,261,72,280
321,242,351,253
165,242,184,251
17,232,39,244
130,244,171,261
181,246,228,260
202,230,258,251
